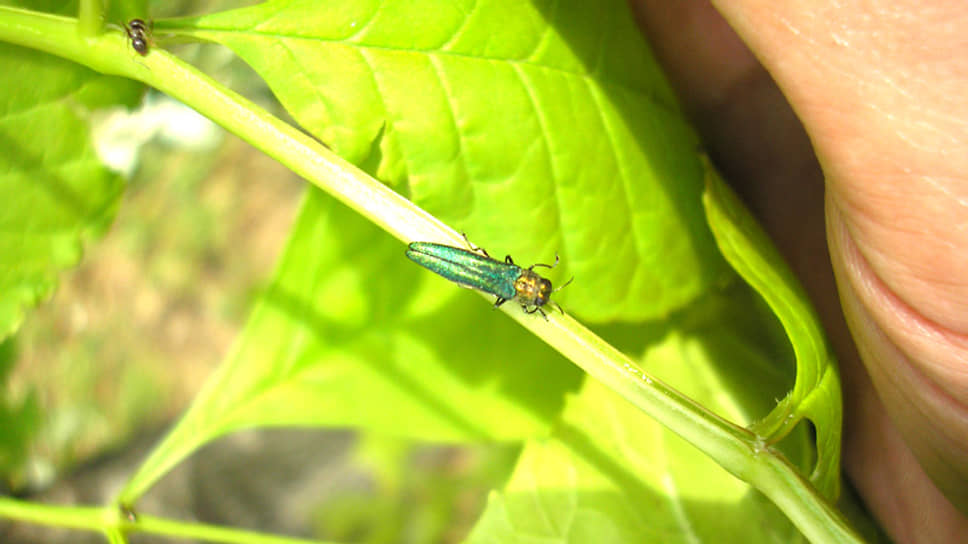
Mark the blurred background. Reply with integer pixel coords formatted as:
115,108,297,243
0,1,516,542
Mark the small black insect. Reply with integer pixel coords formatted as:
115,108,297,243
124,18,152,55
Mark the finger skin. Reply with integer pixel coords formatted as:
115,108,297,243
632,1,968,541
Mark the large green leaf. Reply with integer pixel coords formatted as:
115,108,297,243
114,0,846,534
165,0,731,322
467,284,812,543
0,41,141,340
0,1,856,541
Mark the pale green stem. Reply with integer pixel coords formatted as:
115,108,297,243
77,0,101,36
0,496,334,544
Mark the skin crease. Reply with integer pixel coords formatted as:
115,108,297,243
630,1,968,543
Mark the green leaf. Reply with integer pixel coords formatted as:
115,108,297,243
0,338,39,487
119,189,583,503
91,0,850,536
165,0,731,322
467,284,813,543
701,159,843,499
0,1,859,541
0,41,141,340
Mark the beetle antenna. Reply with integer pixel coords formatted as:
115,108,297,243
530,253,560,270
553,276,574,293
